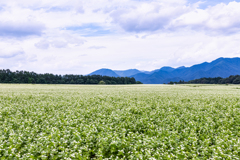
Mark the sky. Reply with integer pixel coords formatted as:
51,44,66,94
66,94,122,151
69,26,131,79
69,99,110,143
1,0,240,74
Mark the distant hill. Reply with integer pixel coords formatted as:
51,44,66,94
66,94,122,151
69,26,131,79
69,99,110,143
88,57,240,84
159,67,175,72
89,68,119,77
114,69,142,77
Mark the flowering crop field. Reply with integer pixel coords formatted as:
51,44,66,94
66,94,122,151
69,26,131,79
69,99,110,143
0,84,240,159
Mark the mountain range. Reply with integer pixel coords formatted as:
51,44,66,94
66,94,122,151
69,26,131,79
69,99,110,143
89,57,240,84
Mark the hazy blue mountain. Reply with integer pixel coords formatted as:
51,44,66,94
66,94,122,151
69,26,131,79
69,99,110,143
142,70,157,74
132,57,240,84
89,68,119,77
176,66,186,70
142,70,174,84
142,67,174,74
159,67,175,72
132,73,150,82
170,57,240,81
141,69,159,74
114,69,142,77
88,57,240,84
141,71,152,74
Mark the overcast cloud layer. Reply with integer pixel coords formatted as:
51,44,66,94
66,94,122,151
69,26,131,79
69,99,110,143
0,0,240,74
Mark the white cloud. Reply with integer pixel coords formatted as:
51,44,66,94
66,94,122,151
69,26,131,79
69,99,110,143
0,21,45,37
51,40,68,48
110,1,192,32
88,46,106,49
34,32,86,49
35,40,50,49
0,0,239,74
170,1,240,34
0,42,24,58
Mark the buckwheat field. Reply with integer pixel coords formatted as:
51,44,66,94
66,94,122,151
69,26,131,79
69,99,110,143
0,84,240,159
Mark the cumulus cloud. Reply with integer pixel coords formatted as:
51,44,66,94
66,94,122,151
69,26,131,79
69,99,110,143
0,0,240,74
35,40,69,49
63,33,86,45
35,33,86,49
51,40,68,48
76,6,84,14
35,40,50,49
88,46,106,49
170,2,240,34
104,0,240,34
0,43,24,58
110,2,192,32
0,21,45,37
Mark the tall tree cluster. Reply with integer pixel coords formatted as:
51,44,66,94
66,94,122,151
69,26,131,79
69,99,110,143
171,75,240,84
0,69,139,84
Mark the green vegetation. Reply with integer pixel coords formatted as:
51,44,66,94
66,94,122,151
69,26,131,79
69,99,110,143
98,80,106,85
173,75,240,84
0,69,138,85
136,81,143,84
1,84,240,159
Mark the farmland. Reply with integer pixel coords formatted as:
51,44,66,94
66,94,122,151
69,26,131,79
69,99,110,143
0,84,240,159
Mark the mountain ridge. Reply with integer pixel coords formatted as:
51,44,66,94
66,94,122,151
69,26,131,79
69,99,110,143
88,57,240,84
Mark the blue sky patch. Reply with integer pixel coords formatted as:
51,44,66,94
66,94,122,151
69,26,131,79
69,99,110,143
65,24,112,37
189,0,240,9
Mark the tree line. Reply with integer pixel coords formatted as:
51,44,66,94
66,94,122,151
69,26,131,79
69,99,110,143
0,69,142,84
168,75,240,84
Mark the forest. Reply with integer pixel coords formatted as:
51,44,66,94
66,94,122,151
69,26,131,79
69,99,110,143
0,69,141,84
171,75,240,84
